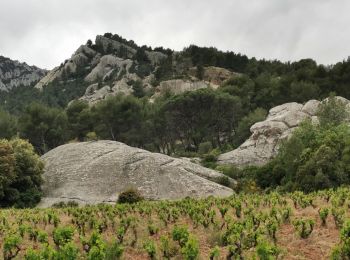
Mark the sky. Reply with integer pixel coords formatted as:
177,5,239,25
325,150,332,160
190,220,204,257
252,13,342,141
0,0,349,69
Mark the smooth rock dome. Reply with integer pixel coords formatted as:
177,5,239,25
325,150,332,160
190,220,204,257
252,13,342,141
39,140,233,207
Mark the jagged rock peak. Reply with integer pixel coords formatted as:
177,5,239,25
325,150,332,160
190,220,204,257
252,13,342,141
0,55,47,91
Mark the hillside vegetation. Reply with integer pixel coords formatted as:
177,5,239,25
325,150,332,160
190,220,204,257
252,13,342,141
1,33,350,157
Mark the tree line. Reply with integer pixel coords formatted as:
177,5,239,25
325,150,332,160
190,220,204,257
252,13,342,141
0,88,263,155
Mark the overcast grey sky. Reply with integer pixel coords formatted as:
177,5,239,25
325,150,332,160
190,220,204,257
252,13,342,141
0,0,349,69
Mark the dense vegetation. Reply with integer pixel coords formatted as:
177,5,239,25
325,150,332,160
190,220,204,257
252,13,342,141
0,139,44,208
0,88,259,155
1,33,350,209
215,97,350,193
2,188,350,259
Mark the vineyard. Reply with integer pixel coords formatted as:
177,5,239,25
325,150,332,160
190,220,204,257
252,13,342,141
2,188,350,259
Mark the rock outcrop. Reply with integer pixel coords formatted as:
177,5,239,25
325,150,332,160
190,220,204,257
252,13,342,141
218,97,350,167
35,35,167,104
39,140,234,207
0,56,47,91
34,34,240,105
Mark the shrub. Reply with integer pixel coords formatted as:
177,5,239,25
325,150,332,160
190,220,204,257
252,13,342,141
256,240,281,260
143,240,157,259
85,132,98,141
3,234,21,260
172,225,190,247
117,188,144,204
319,208,329,226
160,235,178,258
147,222,159,236
53,226,75,247
0,138,44,208
331,220,350,259
181,236,199,260
209,246,220,260
105,241,124,260
293,219,315,239
56,242,79,260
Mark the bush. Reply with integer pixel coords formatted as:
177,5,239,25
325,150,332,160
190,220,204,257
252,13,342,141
143,240,157,259
172,225,190,247
0,138,44,208
53,226,75,247
293,219,315,239
105,241,123,260
181,236,199,260
117,188,144,204
3,234,21,260
331,220,350,259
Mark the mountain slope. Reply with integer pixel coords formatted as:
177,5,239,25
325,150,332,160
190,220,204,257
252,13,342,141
34,33,238,105
0,55,47,91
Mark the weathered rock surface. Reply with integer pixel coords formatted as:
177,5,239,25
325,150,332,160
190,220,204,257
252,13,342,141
35,34,240,105
39,140,234,207
35,35,166,104
218,97,350,167
0,56,47,91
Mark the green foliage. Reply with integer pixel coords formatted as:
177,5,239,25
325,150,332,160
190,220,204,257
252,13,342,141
198,141,213,155
256,239,281,260
117,188,144,204
56,242,80,260
181,236,199,260
3,234,21,260
53,226,75,247
0,109,17,139
172,225,190,247
105,241,123,260
293,219,315,239
1,187,350,258
147,221,159,236
0,138,44,208
254,100,350,192
19,103,68,154
319,208,329,226
318,95,350,127
66,100,93,141
209,246,220,260
234,107,267,147
143,239,157,259
331,220,350,259
131,80,146,98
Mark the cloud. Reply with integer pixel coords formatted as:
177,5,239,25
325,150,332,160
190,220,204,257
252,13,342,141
0,0,349,69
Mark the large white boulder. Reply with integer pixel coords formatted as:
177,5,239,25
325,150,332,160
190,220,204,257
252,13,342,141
218,97,349,167
39,140,234,207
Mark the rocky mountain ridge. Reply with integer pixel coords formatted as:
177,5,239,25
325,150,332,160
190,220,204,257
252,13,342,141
0,55,47,92
34,34,237,105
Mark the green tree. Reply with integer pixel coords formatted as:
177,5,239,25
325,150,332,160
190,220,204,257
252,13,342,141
0,138,44,208
19,103,68,154
0,110,17,139
94,95,143,146
66,100,93,141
